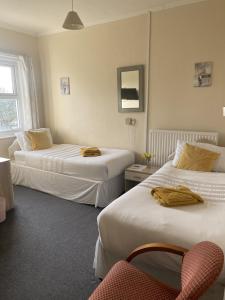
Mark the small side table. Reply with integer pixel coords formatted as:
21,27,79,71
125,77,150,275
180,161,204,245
125,164,159,191
0,157,14,211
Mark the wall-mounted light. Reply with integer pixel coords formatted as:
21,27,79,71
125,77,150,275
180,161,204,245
223,107,225,116
125,118,136,126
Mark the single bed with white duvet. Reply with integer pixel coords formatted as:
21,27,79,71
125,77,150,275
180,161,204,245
94,161,225,297
12,144,134,207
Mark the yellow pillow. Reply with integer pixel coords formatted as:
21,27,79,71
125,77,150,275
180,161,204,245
176,143,220,172
27,130,52,150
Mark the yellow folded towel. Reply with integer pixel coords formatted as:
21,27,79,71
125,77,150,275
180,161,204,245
80,147,101,157
151,185,204,207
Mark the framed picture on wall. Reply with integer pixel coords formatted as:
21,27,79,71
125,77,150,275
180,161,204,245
60,77,70,95
193,62,213,87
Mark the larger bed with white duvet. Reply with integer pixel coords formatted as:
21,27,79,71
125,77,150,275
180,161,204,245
11,144,134,207
94,161,225,295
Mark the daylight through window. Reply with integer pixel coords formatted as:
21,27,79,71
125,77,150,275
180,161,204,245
0,63,22,133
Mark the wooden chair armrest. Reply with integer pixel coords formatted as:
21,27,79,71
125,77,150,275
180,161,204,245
126,242,188,262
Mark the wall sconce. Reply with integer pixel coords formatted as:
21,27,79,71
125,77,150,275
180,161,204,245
223,107,225,116
125,117,136,126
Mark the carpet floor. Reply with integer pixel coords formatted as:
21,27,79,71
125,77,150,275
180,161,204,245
0,186,101,300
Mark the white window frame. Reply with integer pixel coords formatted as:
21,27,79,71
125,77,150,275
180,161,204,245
0,59,24,136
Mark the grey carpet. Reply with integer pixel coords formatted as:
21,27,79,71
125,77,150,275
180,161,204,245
0,186,101,300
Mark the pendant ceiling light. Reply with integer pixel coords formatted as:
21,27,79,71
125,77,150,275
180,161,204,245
63,0,84,30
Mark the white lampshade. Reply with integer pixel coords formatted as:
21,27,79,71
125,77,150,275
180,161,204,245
63,11,84,30
223,107,225,116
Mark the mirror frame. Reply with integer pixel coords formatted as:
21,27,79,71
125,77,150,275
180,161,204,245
117,65,144,113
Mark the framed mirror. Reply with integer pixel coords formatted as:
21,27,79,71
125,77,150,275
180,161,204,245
117,65,144,113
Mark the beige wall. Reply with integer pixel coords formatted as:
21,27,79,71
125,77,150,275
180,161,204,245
38,15,149,157
39,0,225,159
0,27,43,157
0,0,223,158
150,0,225,144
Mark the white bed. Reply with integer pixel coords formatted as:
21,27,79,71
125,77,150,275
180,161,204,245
94,161,225,294
11,144,134,207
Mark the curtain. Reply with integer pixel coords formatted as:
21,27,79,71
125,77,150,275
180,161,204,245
18,55,40,129
0,51,40,130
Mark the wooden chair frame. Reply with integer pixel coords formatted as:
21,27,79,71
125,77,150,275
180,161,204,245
126,242,188,263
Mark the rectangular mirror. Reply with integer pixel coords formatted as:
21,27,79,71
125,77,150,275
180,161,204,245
117,65,144,113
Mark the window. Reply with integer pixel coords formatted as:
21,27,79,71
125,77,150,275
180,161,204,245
0,52,39,135
0,62,23,134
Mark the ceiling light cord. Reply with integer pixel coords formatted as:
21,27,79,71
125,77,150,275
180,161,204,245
72,0,74,11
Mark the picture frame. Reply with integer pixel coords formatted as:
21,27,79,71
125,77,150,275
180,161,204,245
60,77,70,95
193,62,213,87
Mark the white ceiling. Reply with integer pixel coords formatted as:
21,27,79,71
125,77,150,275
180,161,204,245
0,0,206,36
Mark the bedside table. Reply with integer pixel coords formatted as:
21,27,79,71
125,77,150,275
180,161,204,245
125,164,159,191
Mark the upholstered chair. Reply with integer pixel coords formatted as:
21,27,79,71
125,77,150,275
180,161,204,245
89,241,224,300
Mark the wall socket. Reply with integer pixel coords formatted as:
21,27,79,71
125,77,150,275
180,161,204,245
125,117,136,126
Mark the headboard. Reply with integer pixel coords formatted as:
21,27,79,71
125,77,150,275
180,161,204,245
149,129,219,167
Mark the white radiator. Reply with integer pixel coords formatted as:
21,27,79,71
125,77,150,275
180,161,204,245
149,129,219,167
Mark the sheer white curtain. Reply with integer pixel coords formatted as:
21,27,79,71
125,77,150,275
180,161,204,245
0,51,40,130
18,55,40,129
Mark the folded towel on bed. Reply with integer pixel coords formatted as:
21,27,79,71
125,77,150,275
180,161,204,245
151,185,204,207
80,147,101,157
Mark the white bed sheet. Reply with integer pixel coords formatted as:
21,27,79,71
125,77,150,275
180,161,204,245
94,161,225,285
14,144,134,181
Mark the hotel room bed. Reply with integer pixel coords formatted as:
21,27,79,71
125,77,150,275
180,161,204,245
94,161,225,289
11,144,134,207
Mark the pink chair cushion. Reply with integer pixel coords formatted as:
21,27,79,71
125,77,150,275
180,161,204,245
89,260,179,300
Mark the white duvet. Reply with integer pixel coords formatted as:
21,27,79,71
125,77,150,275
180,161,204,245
95,161,225,285
14,144,134,181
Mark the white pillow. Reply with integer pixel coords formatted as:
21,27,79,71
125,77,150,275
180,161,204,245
172,140,225,172
15,128,53,151
15,132,32,151
8,139,21,160
172,140,186,166
168,152,175,161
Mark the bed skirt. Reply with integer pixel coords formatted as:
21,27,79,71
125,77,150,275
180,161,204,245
11,162,124,207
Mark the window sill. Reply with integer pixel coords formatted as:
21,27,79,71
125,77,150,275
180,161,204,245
0,134,15,140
